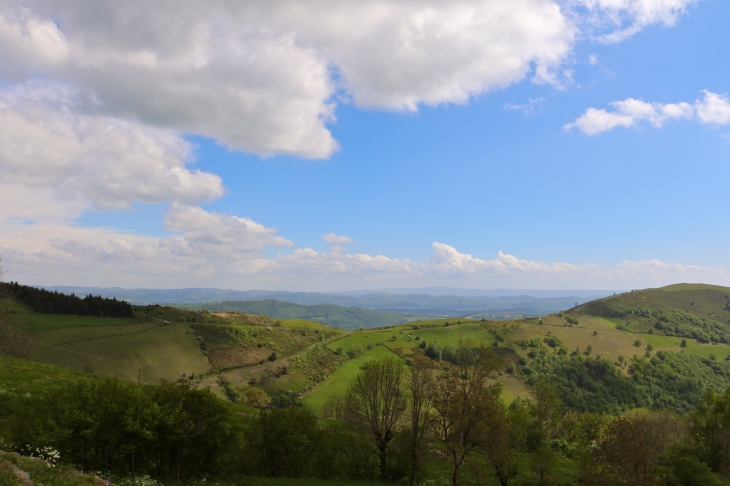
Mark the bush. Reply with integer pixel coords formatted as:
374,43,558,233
244,387,271,408
347,345,364,359
218,375,241,402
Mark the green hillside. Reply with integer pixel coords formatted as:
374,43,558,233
7,283,730,417
295,284,730,416
7,284,730,485
0,297,345,391
175,299,413,329
576,283,730,318
574,284,730,342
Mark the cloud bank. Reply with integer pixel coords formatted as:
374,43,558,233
1,221,726,290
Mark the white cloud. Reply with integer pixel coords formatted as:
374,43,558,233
504,98,545,115
0,3,338,159
0,81,225,211
0,185,86,223
285,0,576,109
322,233,354,245
1,224,726,290
566,91,727,135
163,203,294,256
575,0,699,43
321,233,355,254
0,0,582,160
0,0,700,160
0,0,712,291
695,90,730,125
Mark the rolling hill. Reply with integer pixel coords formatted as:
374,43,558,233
5,283,730,416
174,300,414,329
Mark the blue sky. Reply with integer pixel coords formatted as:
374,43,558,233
1,0,729,290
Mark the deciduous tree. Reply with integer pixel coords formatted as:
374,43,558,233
406,354,435,485
345,357,407,480
429,344,502,486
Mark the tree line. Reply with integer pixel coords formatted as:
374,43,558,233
7,343,730,485
1,282,134,317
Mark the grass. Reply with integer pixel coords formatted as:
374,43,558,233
585,315,625,330
1,298,139,334
577,284,730,320
30,323,209,384
0,356,88,396
7,284,730,410
29,322,161,345
0,357,92,436
415,322,493,346
641,333,730,359
302,346,396,415
0,451,97,486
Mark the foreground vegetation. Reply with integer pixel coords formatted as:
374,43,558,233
4,282,730,484
2,350,730,486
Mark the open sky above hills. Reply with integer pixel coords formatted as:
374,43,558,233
1,0,729,291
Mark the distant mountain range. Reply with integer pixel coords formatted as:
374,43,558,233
39,286,618,326
331,287,617,298
44,286,616,305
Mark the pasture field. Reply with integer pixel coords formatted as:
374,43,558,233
302,345,395,415
583,314,626,329
30,323,209,384
0,356,87,396
1,298,139,334
31,321,161,345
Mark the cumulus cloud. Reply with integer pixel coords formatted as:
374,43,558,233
0,0,582,160
0,81,224,211
0,0,701,161
287,0,576,109
566,90,729,135
163,203,294,256
695,91,730,125
1,224,726,290
321,233,355,254
0,0,712,290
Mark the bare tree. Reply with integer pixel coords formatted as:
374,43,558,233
407,354,436,485
345,357,407,480
430,343,503,486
